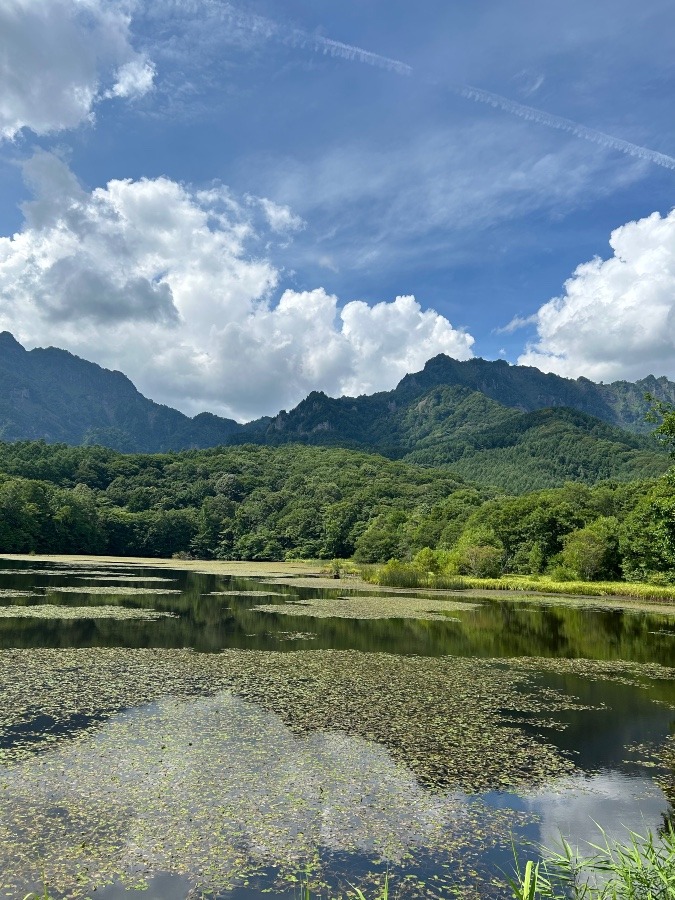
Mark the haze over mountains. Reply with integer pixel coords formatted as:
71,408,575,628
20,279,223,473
0,331,670,491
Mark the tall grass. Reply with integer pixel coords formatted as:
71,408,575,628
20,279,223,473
294,871,389,900
363,561,675,602
509,827,675,900
457,575,675,601
362,560,466,590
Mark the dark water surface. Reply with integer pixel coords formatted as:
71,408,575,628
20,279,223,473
0,558,674,899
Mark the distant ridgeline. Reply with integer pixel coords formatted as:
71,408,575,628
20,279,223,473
0,331,671,491
0,331,241,452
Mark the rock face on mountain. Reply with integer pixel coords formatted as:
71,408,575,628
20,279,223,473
394,355,675,432
0,334,671,489
249,354,675,445
237,354,672,490
0,332,240,451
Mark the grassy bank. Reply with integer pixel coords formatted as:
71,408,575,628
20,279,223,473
363,560,675,602
4,552,675,604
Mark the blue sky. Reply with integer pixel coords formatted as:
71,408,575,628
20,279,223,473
1,0,675,420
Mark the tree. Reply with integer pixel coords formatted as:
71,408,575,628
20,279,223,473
621,476,675,581
647,396,675,453
560,517,620,580
448,526,504,577
353,510,408,563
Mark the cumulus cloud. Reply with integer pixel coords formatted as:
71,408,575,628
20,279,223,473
108,56,156,99
0,0,153,140
519,209,675,381
0,153,473,420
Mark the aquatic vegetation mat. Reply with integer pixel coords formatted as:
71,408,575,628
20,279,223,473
207,590,287,596
274,630,317,641
0,604,176,620
0,648,586,786
1,648,672,898
0,690,525,900
262,577,418,591
69,575,178,583
508,655,675,690
43,585,181,595
253,595,479,620
0,568,143,577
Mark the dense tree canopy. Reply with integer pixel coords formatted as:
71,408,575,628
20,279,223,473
0,438,671,581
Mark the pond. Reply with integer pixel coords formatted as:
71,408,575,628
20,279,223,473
0,557,674,899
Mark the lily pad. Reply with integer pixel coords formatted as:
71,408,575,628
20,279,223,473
45,586,181,595
0,605,176,620
253,595,479,620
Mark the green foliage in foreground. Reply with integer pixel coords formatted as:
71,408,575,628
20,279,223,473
510,827,675,900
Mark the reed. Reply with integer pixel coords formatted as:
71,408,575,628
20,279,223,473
509,826,675,900
364,562,675,602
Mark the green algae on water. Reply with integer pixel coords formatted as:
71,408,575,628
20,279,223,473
44,585,181,595
2,647,673,899
0,648,581,789
0,604,177,620
207,590,288,597
70,575,178,583
253,595,479,620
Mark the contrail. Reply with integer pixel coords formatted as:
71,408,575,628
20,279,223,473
289,30,413,77
452,84,675,171
296,30,675,172
179,2,675,172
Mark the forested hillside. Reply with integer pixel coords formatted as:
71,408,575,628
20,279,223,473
0,440,673,583
0,441,469,561
241,385,668,491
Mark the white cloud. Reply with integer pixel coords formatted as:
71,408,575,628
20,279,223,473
255,197,304,234
0,154,474,420
519,208,675,381
340,296,472,396
108,56,156,99
0,0,153,140
495,313,538,335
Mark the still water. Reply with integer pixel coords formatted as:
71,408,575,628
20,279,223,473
0,558,673,899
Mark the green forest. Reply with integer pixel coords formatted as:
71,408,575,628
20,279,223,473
0,434,674,584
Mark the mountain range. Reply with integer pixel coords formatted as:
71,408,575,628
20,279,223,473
0,331,671,491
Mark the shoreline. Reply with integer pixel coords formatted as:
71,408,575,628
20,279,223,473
2,553,675,615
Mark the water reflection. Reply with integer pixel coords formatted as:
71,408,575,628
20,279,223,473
0,559,674,899
0,692,524,899
0,559,674,665
522,772,667,849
